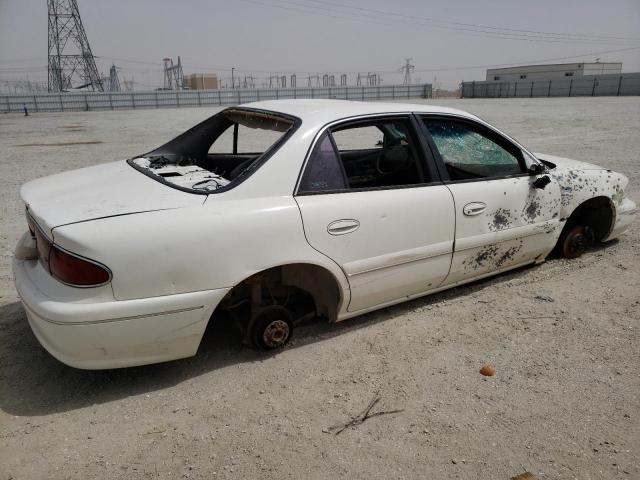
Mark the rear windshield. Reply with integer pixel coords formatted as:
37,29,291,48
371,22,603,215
129,108,296,193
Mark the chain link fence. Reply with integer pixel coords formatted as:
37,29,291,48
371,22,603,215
461,73,640,98
1,84,431,113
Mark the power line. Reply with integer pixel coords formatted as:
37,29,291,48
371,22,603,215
237,0,640,45
3,46,639,87
413,45,640,73
300,0,640,42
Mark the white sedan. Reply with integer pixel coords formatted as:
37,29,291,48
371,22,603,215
13,100,636,369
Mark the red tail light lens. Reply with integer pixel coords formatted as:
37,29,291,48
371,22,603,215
49,245,111,287
33,223,52,272
27,211,111,287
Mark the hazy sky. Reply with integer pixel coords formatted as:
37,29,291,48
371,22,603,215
1,0,639,89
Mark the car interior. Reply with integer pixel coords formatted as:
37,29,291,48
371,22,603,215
132,109,294,191
330,121,423,189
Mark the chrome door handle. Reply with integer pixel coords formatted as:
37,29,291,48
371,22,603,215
327,219,360,235
463,202,487,216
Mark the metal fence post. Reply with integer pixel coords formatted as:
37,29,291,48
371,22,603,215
33,95,38,112
377,86,381,100
472,81,475,98
218,90,221,105
514,81,517,97
592,77,597,96
568,79,573,97
362,86,365,100
617,75,623,96
59,94,64,111
5,96,9,113
530,82,534,97
176,92,179,108
132,93,136,109
197,90,201,106
548,80,552,97
237,90,241,104
108,93,113,110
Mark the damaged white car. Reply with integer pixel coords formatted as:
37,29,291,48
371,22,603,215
14,100,636,369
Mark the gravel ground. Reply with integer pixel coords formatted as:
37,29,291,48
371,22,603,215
0,97,638,479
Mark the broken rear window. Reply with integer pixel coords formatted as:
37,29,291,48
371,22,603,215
129,108,297,193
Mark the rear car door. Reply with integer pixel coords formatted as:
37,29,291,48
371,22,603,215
418,115,562,284
294,115,455,312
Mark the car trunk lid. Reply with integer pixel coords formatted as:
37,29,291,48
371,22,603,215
21,160,205,235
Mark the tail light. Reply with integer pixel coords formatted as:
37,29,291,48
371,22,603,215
49,245,111,286
27,211,111,287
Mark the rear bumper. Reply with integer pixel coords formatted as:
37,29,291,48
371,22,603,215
13,257,230,369
604,197,637,242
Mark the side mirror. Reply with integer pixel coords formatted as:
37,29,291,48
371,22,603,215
528,163,546,176
533,175,552,190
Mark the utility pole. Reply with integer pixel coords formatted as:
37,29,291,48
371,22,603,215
231,68,235,89
47,0,103,91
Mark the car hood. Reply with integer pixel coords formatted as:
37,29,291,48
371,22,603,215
534,153,606,171
21,160,205,235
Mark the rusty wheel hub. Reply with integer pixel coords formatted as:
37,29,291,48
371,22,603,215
562,226,589,259
262,319,290,348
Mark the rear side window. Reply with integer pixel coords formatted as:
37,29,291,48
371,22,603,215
299,133,347,193
298,117,426,193
422,118,523,181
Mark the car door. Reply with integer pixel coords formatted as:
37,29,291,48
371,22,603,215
294,115,455,312
419,115,562,284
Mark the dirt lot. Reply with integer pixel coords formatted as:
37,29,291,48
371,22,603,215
0,97,638,479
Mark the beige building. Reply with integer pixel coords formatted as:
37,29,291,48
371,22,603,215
486,62,622,82
184,73,219,90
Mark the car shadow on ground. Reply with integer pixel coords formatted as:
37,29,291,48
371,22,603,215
0,252,590,417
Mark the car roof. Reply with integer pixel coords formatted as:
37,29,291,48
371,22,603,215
238,99,477,125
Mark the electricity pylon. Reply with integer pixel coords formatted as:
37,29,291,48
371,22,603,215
47,0,103,92
400,58,415,85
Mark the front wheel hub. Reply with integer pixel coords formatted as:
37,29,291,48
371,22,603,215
562,226,592,259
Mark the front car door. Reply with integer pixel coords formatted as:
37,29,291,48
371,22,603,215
295,115,455,313
418,115,562,284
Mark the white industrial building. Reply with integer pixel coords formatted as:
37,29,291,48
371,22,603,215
486,62,622,82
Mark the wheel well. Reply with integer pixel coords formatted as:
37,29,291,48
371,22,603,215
564,196,615,241
218,263,343,323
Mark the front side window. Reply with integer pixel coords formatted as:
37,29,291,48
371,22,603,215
422,118,523,181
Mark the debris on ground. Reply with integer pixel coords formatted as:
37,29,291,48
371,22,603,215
534,294,555,302
479,363,496,377
511,472,540,480
323,395,403,435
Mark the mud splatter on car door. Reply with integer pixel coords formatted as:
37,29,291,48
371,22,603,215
445,175,562,283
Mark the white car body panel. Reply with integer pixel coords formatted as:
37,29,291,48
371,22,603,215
21,160,204,235
12,99,636,369
296,186,455,311
444,175,562,284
